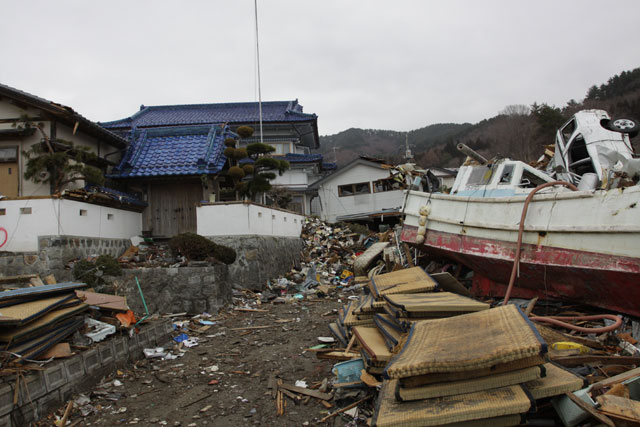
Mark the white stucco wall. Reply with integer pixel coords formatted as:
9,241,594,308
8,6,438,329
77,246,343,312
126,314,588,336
0,198,142,252
197,202,304,237
270,168,309,187
316,163,405,223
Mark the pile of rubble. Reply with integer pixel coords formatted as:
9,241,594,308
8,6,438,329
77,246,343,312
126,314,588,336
304,224,640,426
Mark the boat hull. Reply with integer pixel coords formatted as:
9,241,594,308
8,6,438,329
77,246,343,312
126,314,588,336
400,187,640,318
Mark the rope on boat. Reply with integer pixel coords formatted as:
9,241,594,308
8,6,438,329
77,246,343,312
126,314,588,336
502,181,624,333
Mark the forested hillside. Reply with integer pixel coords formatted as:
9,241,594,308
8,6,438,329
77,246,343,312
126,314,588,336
317,67,640,167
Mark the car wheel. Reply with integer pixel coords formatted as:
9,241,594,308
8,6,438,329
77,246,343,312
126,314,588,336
604,117,640,134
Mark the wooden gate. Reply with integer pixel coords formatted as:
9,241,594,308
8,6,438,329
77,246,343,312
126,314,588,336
143,180,203,237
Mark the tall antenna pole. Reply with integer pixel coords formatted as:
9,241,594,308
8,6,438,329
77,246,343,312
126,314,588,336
254,0,264,144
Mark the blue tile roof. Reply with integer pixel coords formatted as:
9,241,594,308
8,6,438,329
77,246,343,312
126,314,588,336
272,153,323,163
322,162,338,170
100,100,316,129
109,125,229,178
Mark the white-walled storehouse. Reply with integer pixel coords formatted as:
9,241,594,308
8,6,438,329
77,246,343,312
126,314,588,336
311,157,406,224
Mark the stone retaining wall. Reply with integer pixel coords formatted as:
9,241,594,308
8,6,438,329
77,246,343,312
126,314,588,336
0,321,172,427
0,235,131,278
38,236,131,270
1,235,303,315
211,235,304,290
119,265,232,314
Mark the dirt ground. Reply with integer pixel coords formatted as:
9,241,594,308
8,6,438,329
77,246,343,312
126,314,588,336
49,295,368,426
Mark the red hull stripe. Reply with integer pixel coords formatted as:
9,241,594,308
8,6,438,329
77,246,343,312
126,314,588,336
401,225,640,318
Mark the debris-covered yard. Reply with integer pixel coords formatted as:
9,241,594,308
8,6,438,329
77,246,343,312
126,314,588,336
3,218,640,426
63,297,347,426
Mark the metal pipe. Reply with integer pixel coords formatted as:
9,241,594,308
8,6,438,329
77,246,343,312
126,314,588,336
457,143,488,165
134,276,150,327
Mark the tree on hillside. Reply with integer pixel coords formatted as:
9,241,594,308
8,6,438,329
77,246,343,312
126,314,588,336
531,103,567,140
500,104,530,116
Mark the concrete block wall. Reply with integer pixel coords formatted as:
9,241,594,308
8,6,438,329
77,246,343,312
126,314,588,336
0,320,171,427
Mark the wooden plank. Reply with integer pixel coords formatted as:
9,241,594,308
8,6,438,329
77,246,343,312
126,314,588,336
279,388,301,404
76,290,128,311
315,351,360,361
230,325,277,331
590,367,640,392
29,277,45,287
267,376,278,399
0,275,37,284
564,392,615,427
403,243,415,268
319,395,371,423
552,356,640,367
597,395,640,425
43,274,56,285
276,379,284,416
278,383,332,401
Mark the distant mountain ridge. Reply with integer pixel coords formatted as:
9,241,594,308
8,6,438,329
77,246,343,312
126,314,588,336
317,67,640,168
318,123,472,166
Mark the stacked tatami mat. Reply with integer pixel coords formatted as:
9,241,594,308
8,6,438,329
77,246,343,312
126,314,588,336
0,282,89,363
327,266,586,426
373,305,585,426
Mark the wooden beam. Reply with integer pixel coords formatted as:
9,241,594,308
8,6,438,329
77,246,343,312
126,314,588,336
278,383,332,401
553,356,640,367
564,392,615,427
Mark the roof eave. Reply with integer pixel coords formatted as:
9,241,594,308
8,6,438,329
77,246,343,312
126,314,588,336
0,84,128,149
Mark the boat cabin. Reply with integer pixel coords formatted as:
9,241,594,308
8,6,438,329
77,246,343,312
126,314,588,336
450,160,554,198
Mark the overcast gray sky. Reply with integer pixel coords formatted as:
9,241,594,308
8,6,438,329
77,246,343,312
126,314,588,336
2,1,639,135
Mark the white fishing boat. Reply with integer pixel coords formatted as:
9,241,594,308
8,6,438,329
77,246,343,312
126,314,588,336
400,110,640,317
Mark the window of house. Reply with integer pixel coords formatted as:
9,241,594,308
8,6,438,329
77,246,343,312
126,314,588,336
0,208,6,215
338,182,371,197
373,177,403,193
0,147,18,163
79,209,88,216
107,214,114,220
270,143,290,155
20,207,32,214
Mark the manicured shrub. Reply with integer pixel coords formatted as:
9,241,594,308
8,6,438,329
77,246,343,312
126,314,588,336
228,166,245,179
233,148,248,160
168,233,236,264
224,147,236,158
236,126,254,138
